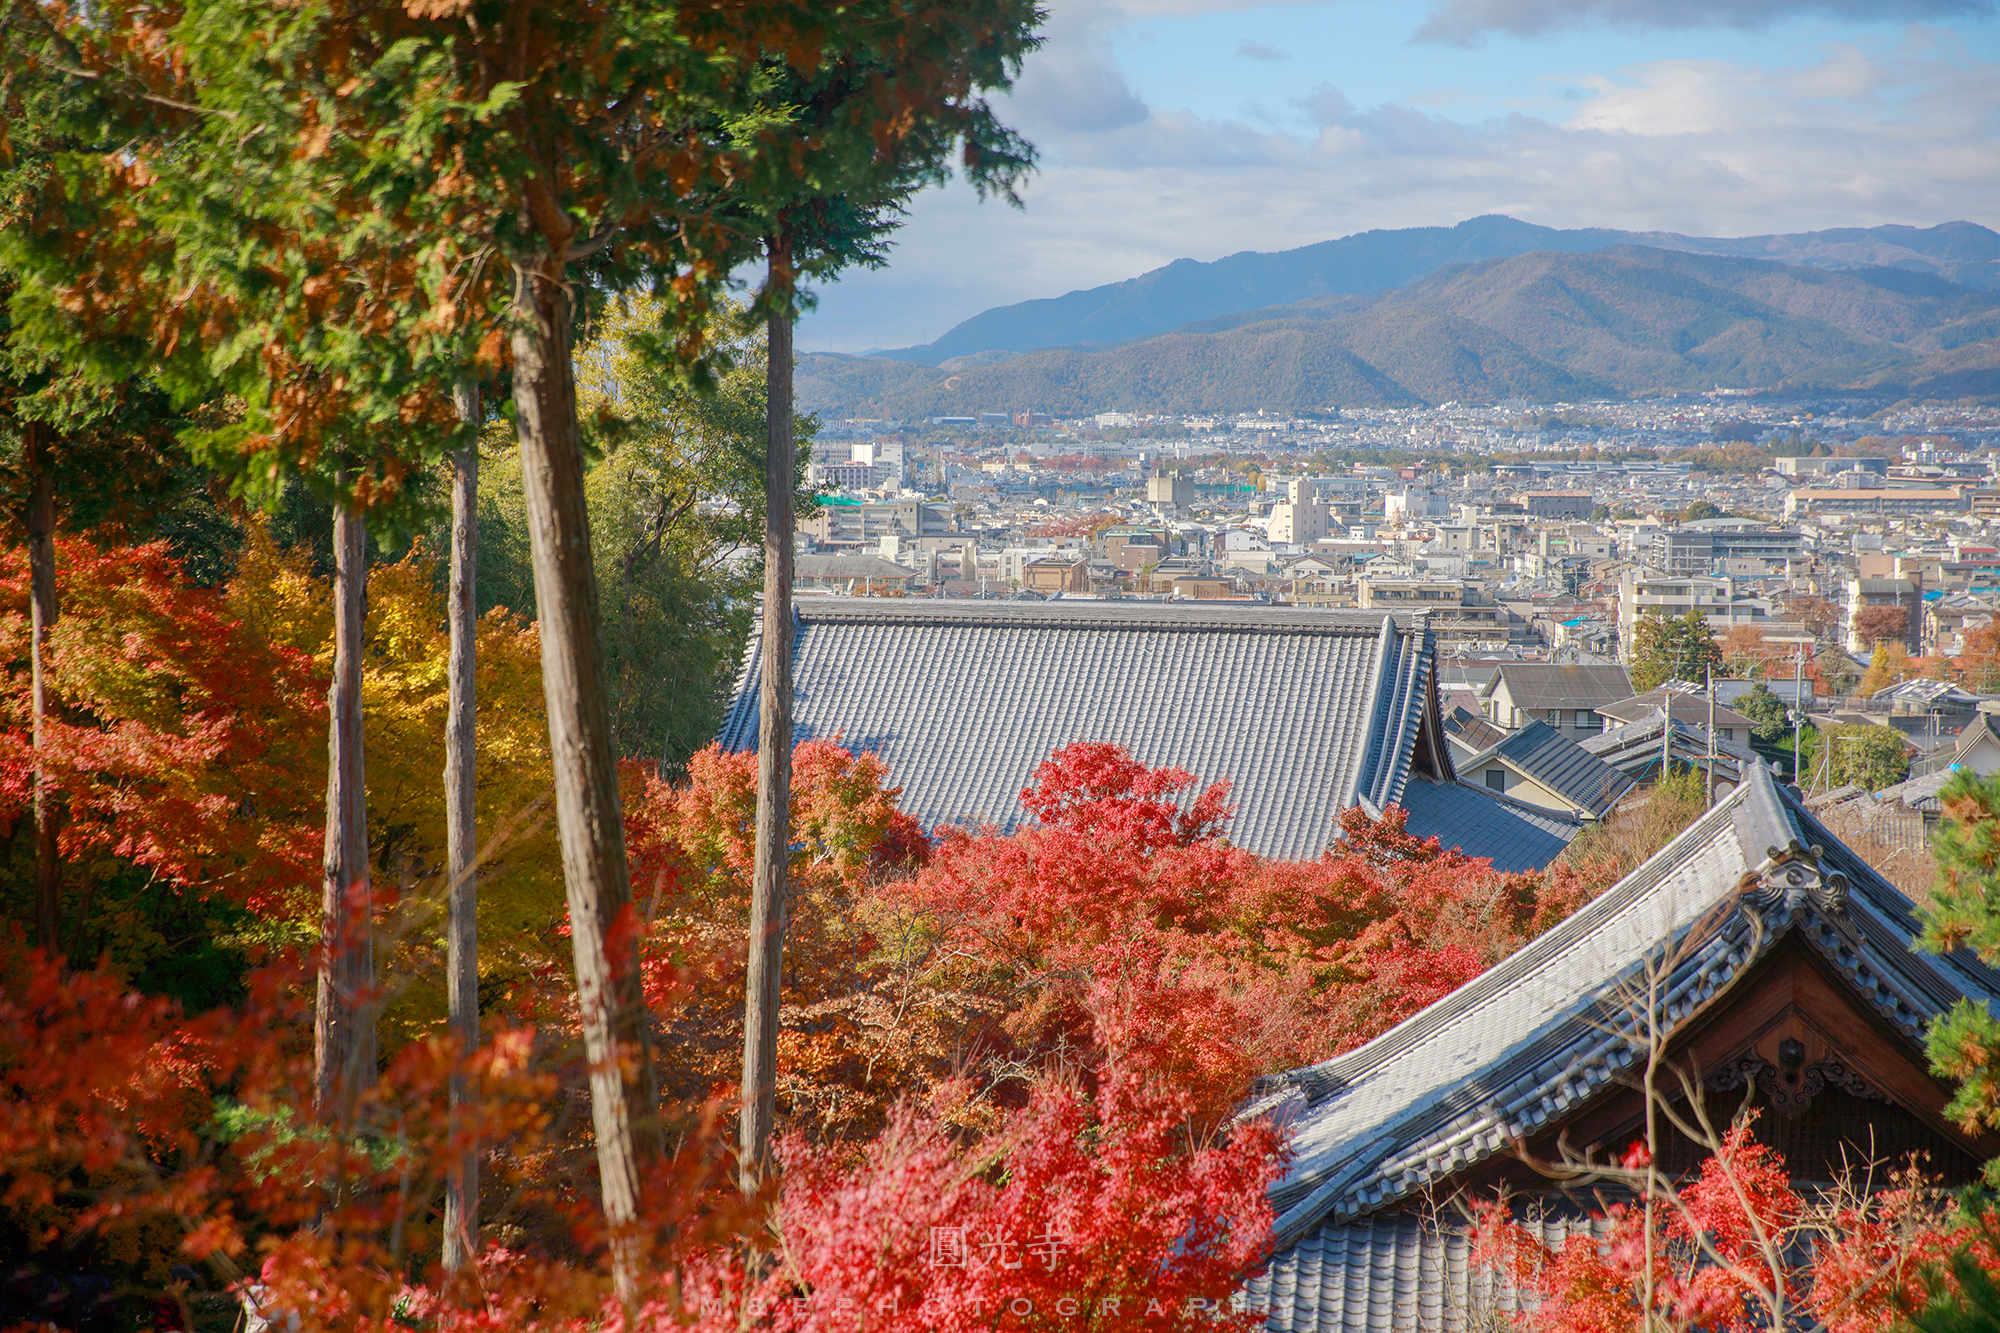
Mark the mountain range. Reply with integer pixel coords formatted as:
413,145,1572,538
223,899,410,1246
796,243,2000,418
872,215,2000,366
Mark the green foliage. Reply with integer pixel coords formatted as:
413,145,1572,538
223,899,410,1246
0,832,252,1011
1683,498,1722,521
0,109,191,548
1655,763,1707,806
1627,608,1723,693
1800,722,1910,792
4,0,1041,520
1736,680,1792,745
1921,772,2000,1182
473,298,817,766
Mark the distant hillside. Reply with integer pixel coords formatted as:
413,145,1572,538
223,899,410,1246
879,217,2000,365
796,246,2000,417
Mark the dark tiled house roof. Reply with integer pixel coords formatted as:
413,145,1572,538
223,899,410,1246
1482,663,1633,711
1246,765,2000,1330
1597,684,1755,731
719,599,1571,866
1440,704,1506,753
1469,719,1634,819
1582,712,1762,786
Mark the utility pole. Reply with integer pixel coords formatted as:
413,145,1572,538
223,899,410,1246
1660,700,1673,788
1793,643,1805,786
1706,665,1717,808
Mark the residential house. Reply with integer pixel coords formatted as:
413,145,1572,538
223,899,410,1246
1927,591,2000,656
1099,525,1172,571
1438,705,1507,766
1522,489,1594,518
1597,684,1757,746
800,499,951,550
1477,663,1635,743
1356,577,1509,647
1653,521,1804,576
1618,572,1770,649
1785,486,1967,519
1916,710,2000,778
1248,767,2000,1330
1021,555,1089,595
1269,477,1334,546
1848,575,1923,653
793,554,918,593
1582,711,1763,793
1450,720,1634,819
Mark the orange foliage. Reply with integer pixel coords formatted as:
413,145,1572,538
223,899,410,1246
0,539,324,913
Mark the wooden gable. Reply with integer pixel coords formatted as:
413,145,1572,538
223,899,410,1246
1449,935,1992,1205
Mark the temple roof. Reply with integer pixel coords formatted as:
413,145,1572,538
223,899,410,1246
1255,764,2000,1254
721,599,1562,865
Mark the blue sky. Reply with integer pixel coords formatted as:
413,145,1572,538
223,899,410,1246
791,0,2000,354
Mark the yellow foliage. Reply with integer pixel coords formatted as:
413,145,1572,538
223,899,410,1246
230,523,563,1045
1857,640,1907,699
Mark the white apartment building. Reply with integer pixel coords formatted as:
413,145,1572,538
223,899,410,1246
1616,572,1769,655
1268,477,1334,545
1783,487,1965,520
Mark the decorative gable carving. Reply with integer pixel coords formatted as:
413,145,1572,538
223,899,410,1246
1703,1052,1883,1118
1741,838,1851,922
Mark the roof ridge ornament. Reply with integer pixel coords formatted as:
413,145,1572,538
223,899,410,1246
1745,838,1850,920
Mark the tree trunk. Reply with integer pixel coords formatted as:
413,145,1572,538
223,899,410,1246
508,260,657,1307
741,234,795,1196
442,382,481,1273
26,425,58,956
314,495,374,1123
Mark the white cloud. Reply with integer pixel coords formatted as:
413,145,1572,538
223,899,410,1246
796,26,2000,353
1414,0,1994,45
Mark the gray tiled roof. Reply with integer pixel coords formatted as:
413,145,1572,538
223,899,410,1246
1597,685,1754,730
1440,704,1506,753
1581,712,1761,785
795,555,913,582
1485,663,1633,711
1396,777,1581,873
1250,1211,1609,1333
1954,711,2000,763
1253,765,2000,1282
719,600,1450,862
1480,720,1634,818
1876,766,1957,811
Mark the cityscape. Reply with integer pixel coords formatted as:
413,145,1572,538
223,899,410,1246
4,0,2000,1329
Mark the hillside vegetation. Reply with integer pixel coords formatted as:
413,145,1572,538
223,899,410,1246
881,216,2000,364
800,245,2000,417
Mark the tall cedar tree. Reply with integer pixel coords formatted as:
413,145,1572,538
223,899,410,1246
0,100,182,957
0,27,409,1124
2,0,1039,1297
443,379,479,1270
729,50,1036,1193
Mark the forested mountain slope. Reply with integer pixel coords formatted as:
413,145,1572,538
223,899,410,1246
800,246,2000,416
